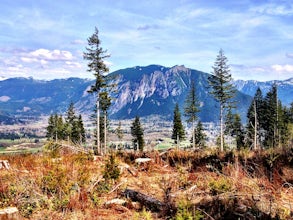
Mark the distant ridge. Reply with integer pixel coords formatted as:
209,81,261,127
0,65,292,124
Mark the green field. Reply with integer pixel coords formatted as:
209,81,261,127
154,138,191,150
0,139,44,154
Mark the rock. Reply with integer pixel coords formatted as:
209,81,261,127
105,198,126,206
134,158,152,164
0,207,19,220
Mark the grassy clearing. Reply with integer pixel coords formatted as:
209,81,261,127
0,144,293,219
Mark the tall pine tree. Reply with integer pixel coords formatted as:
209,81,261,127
246,88,264,150
192,121,206,148
208,49,235,151
130,116,144,151
263,84,278,148
84,27,110,155
184,80,200,150
65,102,77,141
172,103,185,144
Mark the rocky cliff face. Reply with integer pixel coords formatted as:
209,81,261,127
105,65,251,122
233,78,293,106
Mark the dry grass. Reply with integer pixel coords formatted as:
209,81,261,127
0,146,293,219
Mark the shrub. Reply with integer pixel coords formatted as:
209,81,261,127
102,153,120,181
43,141,61,158
41,165,72,196
208,177,233,195
174,200,204,220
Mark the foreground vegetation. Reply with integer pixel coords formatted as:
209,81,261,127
1,144,293,219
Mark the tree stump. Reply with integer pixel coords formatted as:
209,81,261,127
0,160,10,170
0,207,20,220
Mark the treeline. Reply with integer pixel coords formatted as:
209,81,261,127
0,132,40,140
170,49,293,150
46,102,86,144
246,85,293,149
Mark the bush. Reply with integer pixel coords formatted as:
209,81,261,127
41,165,72,196
43,141,61,158
174,200,204,220
208,177,232,195
102,153,120,181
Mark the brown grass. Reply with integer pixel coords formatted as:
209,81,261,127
0,146,293,219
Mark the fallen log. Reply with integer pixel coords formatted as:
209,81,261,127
122,188,163,212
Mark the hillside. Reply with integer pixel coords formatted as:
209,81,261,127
0,147,292,219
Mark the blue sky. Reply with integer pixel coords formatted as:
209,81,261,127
0,0,292,81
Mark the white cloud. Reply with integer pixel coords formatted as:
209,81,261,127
29,49,73,61
231,63,293,81
252,3,293,16
271,64,293,72
20,57,39,63
65,61,82,68
0,96,10,102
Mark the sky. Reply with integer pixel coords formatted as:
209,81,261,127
0,0,292,81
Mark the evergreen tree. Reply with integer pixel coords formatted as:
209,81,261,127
46,114,55,140
65,102,77,141
46,104,86,145
71,115,86,144
46,114,65,141
289,102,293,123
84,27,110,155
277,102,290,147
115,121,124,143
184,80,200,150
56,115,65,140
232,114,245,149
191,121,206,148
225,110,245,149
172,103,185,144
130,116,144,151
208,49,236,151
263,84,278,148
224,108,234,136
246,88,264,150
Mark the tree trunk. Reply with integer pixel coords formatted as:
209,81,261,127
254,100,258,150
122,188,163,212
220,104,224,152
104,112,107,155
96,98,100,155
192,120,195,150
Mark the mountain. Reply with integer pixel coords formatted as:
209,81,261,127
102,65,252,121
0,77,92,115
0,65,253,123
1,65,292,125
233,78,293,106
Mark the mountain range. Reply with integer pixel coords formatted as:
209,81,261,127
0,65,292,124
